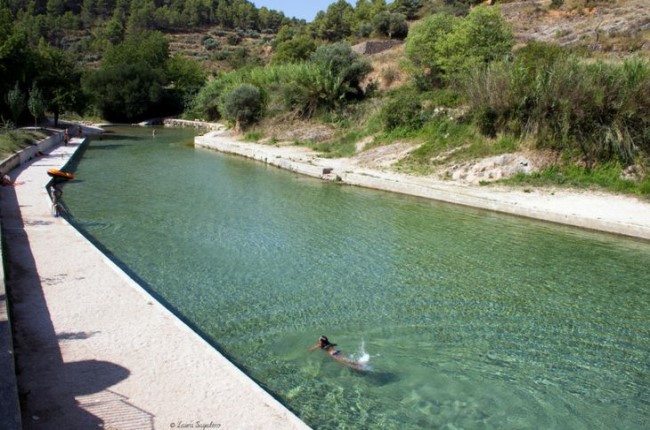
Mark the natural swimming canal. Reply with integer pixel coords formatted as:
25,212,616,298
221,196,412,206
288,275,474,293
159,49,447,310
64,126,650,429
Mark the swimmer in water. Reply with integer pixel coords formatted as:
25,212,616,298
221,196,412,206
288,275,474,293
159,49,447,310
309,335,367,370
309,335,341,356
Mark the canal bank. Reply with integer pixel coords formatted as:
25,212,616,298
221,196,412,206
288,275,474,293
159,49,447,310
195,130,650,241
0,132,309,429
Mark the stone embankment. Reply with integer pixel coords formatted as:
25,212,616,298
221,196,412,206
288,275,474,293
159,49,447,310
0,127,309,430
196,129,650,241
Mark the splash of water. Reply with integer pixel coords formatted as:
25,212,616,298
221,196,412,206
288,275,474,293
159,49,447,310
350,339,372,371
358,339,370,363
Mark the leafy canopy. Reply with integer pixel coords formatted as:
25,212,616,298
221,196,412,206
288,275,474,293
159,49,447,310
406,6,514,85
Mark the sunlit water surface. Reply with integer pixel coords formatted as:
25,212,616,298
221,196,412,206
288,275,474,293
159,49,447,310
64,127,650,429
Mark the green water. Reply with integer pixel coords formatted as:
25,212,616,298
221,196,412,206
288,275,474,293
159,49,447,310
64,126,650,429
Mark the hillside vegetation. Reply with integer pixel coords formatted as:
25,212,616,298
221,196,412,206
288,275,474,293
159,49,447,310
1,0,648,196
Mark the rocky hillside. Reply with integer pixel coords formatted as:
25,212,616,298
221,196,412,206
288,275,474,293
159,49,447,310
502,0,649,56
162,1,648,74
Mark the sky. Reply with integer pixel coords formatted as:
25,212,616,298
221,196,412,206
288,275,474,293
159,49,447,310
250,1,354,22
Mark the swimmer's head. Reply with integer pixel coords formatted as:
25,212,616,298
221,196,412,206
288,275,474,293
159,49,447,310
319,335,336,348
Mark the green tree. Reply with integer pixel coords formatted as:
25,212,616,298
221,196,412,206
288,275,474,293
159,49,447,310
435,5,514,79
80,0,96,28
84,31,171,121
35,41,82,126
257,7,279,31
0,6,32,120
405,12,459,88
406,7,513,84
372,11,391,36
312,0,355,41
388,13,408,39
304,41,372,111
373,11,408,39
126,0,156,34
6,82,26,125
167,54,206,100
84,62,166,121
45,0,64,18
28,84,46,126
310,42,371,94
354,0,374,22
390,0,420,19
370,0,388,15
381,89,425,131
102,14,125,45
221,83,262,130
272,36,317,64
103,30,169,69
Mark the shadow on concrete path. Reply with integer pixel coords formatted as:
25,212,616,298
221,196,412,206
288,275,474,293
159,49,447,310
1,160,152,429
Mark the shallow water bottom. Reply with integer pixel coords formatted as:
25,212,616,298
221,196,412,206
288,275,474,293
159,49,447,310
64,127,650,429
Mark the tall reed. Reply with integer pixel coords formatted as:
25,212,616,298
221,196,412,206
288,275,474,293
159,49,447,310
463,53,650,166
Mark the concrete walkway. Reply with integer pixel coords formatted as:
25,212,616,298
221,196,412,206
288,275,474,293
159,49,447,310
1,138,309,429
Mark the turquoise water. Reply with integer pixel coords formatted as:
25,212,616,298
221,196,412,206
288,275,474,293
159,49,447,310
64,127,650,429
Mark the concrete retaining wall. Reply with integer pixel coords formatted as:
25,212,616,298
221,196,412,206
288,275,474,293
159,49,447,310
0,132,59,177
0,234,21,430
163,119,226,131
0,125,82,430
0,128,71,430
0,126,84,177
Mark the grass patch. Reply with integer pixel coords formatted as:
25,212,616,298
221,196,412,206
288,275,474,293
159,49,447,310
309,129,364,158
504,163,650,199
395,119,523,174
0,129,48,159
243,130,264,141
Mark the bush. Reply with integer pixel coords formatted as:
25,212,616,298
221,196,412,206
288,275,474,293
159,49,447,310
380,90,426,131
191,45,371,122
388,13,409,39
226,34,241,45
406,13,459,87
462,55,650,165
221,84,263,129
436,5,514,80
309,42,372,96
272,37,317,64
202,38,220,50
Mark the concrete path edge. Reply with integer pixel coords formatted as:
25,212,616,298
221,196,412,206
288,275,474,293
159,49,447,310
0,127,74,430
1,128,311,429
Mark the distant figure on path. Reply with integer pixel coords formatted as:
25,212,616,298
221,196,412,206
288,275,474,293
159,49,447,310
49,183,63,217
63,129,70,145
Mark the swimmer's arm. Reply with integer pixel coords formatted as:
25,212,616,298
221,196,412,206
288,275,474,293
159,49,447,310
308,344,321,351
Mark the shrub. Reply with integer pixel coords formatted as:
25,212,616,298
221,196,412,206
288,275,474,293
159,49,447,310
202,38,220,51
309,42,372,96
380,90,426,131
221,84,263,129
226,34,241,45
272,37,317,64
435,5,514,80
388,13,409,40
405,13,459,87
462,55,650,165
191,45,371,122
357,22,374,38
